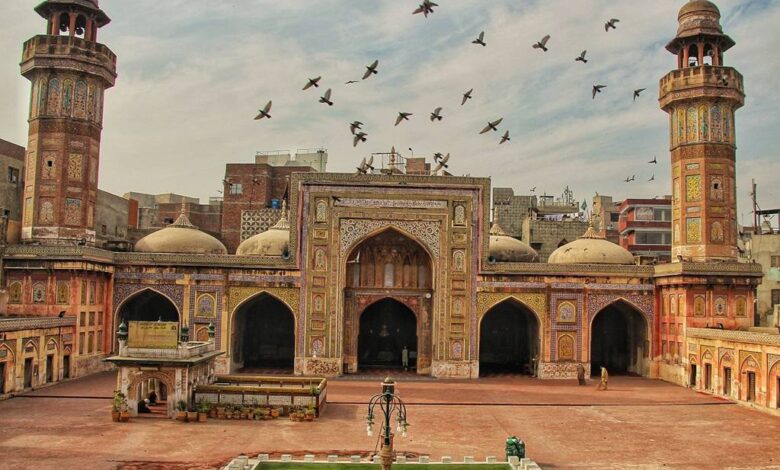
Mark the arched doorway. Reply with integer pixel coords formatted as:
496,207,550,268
232,293,295,372
358,298,417,370
479,299,540,376
118,289,179,324
590,300,648,376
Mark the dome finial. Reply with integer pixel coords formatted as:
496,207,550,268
489,204,508,236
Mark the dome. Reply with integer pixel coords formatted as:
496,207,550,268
667,0,733,53
488,221,539,263
135,211,227,255
548,224,635,265
236,210,290,257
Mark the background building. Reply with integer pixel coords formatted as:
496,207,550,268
0,139,25,245
618,198,673,263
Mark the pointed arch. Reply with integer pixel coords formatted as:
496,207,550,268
230,291,296,372
589,298,649,375
478,294,544,326
114,287,180,325
478,297,541,376
0,343,15,362
344,224,436,262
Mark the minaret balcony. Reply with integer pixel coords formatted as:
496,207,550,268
659,65,743,110
20,34,116,86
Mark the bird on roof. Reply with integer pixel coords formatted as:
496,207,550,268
412,0,438,17
592,84,607,99
575,50,588,63
319,88,333,106
479,118,503,134
648,155,657,164
472,31,486,47
605,18,620,32
430,107,443,121
500,130,510,144
461,88,473,105
532,35,550,52
254,101,272,120
362,60,379,80
302,76,321,91
395,112,413,126
353,131,367,147
349,121,363,134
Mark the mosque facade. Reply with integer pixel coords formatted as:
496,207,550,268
2,1,779,414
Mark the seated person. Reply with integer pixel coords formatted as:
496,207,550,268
137,398,152,413
148,391,157,405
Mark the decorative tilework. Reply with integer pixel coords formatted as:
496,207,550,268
67,154,83,181
339,219,441,257
114,272,186,281
228,274,299,284
476,292,547,322
240,209,281,242
686,175,702,202
38,199,54,224
686,217,702,243
334,198,448,210
113,283,184,318
227,287,300,316
64,198,81,225
587,293,654,325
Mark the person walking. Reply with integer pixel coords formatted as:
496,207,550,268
596,366,609,391
401,346,409,371
576,363,586,386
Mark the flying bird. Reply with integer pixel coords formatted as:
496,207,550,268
500,130,510,144
395,112,413,126
479,118,504,134
532,35,550,52
472,31,486,47
432,153,450,173
352,131,367,147
592,84,607,99
319,88,333,106
254,100,272,120
461,88,473,105
605,18,620,32
575,50,588,63
648,174,655,182
633,88,646,101
355,157,368,174
530,187,536,192
624,176,631,183
302,76,321,91
362,60,379,80
349,121,363,134
430,107,443,121
412,0,438,17
365,155,375,171
345,80,359,85
648,155,657,164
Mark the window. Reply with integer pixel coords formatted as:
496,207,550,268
8,166,19,185
96,330,103,353
88,312,95,326
636,232,671,245
654,208,671,221
770,256,780,268
79,332,85,355
610,212,620,222
163,217,174,224
79,312,86,326
229,183,243,195
100,224,107,235
88,333,94,354
98,311,103,325
80,280,87,304
772,289,780,309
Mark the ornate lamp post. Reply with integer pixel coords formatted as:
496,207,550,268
366,377,409,470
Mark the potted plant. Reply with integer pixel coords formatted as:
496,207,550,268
186,404,198,423
111,390,124,422
215,405,225,419
176,400,188,421
120,399,130,422
304,403,316,421
197,399,210,422
270,407,280,419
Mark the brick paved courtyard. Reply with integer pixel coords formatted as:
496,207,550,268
1,372,779,469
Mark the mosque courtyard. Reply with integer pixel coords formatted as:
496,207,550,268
0,372,779,469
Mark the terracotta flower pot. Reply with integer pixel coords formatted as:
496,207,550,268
186,411,198,422
120,411,130,422
176,411,187,421
111,411,120,422
198,412,207,423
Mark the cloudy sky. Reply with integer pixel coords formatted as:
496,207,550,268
1,0,778,224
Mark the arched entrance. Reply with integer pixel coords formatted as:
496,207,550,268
590,300,648,376
479,299,540,376
343,227,433,374
358,298,417,370
117,289,179,324
232,293,295,372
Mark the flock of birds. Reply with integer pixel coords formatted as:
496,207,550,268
253,0,659,179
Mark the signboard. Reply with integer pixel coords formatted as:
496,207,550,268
635,207,654,221
128,321,179,349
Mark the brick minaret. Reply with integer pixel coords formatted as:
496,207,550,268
19,0,117,245
659,0,743,262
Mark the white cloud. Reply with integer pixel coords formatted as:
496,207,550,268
0,0,777,214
